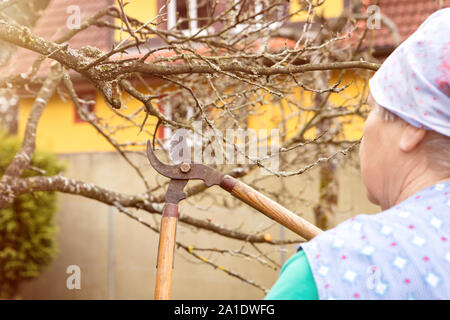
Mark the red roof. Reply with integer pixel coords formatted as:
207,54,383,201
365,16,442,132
4,0,113,79
366,0,449,50
33,0,113,51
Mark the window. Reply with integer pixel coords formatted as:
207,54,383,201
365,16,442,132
167,0,211,33
231,0,283,33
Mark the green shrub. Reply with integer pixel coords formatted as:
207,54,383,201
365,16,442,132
0,131,65,299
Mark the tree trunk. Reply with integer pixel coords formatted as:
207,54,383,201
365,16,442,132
312,74,339,230
314,149,339,230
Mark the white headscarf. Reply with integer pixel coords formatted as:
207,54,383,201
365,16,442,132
369,8,450,137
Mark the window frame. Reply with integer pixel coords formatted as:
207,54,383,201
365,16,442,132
167,0,211,36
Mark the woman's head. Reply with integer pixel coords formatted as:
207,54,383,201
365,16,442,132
359,95,450,208
360,8,450,209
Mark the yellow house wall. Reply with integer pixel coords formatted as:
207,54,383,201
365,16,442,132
18,0,357,154
18,89,158,154
247,73,369,143
114,0,157,42
18,72,368,154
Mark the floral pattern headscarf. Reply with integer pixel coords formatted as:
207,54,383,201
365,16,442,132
369,8,450,137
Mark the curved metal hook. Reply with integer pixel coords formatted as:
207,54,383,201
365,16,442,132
146,140,224,186
146,140,185,178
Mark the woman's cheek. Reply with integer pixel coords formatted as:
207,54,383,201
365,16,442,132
359,139,369,180
359,133,380,198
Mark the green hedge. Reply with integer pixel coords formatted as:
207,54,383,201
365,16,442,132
0,132,65,299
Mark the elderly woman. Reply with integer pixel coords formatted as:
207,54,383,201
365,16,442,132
266,8,450,300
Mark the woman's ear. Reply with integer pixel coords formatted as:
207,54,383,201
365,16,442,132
399,124,427,152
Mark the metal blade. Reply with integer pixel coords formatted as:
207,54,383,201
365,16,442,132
165,179,188,204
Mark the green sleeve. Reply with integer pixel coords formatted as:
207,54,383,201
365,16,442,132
264,249,319,300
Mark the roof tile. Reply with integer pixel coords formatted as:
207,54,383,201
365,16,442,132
4,0,113,76
368,0,449,49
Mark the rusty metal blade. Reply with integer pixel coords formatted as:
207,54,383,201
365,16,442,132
165,179,188,204
146,140,224,186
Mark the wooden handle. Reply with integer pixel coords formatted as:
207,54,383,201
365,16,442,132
154,203,178,300
220,175,322,241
